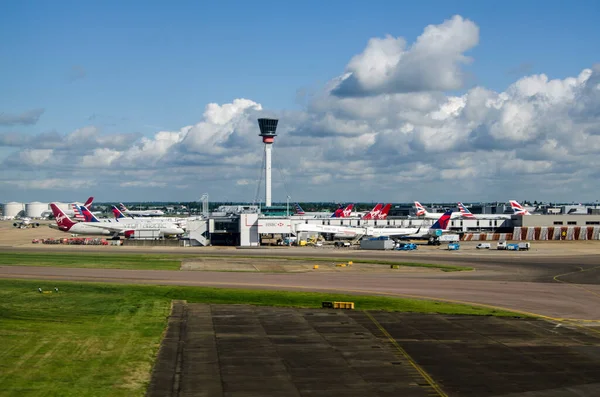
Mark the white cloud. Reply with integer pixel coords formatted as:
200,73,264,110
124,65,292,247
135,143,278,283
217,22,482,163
1,178,93,190
332,15,479,96
2,17,600,203
120,181,167,188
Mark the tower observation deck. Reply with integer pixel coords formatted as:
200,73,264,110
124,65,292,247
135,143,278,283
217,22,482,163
257,118,279,207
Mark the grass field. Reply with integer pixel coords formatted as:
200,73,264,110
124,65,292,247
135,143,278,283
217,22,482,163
0,278,522,396
0,252,472,272
0,252,181,270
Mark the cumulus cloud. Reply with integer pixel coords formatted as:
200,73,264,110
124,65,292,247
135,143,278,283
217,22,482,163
2,16,600,202
332,15,479,96
0,108,45,126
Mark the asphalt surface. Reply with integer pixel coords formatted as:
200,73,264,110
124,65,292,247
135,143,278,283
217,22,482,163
2,264,600,321
2,244,600,283
1,245,600,320
148,303,600,397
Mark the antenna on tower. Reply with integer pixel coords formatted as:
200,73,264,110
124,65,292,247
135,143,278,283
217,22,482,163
257,118,279,207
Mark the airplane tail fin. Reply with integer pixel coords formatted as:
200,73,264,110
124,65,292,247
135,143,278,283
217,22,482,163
430,210,453,230
362,203,383,220
79,205,100,222
294,203,305,215
457,202,476,219
377,204,392,220
71,203,85,221
112,205,127,220
414,201,427,217
83,196,94,209
341,204,354,218
50,203,76,231
509,200,531,215
119,203,128,212
332,204,345,218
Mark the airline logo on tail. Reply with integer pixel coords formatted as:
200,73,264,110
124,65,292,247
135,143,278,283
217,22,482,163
50,203,76,231
342,204,353,217
294,203,306,215
332,204,354,218
430,210,453,230
112,205,127,220
71,203,85,221
119,203,129,212
376,204,391,220
362,203,383,220
509,200,531,215
414,201,427,216
79,205,99,222
83,196,94,209
457,202,476,219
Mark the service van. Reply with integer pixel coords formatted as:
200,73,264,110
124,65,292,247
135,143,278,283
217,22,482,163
476,243,491,249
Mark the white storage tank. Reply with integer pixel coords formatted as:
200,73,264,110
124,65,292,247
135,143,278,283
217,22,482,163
2,202,24,218
26,202,49,218
55,202,71,212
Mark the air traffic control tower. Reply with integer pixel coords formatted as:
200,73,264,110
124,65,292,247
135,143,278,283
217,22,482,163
258,118,279,207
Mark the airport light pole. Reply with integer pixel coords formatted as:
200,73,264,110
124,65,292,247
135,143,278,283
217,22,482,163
286,195,290,217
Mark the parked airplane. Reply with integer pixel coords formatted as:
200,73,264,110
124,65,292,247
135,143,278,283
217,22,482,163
49,204,184,238
119,203,165,217
414,201,460,220
457,202,513,220
296,210,453,240
293,203,354,218
111,205,191,230
376,210,454,239
12,217,40,228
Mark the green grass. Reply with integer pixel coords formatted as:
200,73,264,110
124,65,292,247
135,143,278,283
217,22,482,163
0,252,181,270
0,252,472,272
0,278,523,396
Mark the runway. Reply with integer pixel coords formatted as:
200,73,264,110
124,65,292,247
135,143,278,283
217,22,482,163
2,241,600,322
3,264,600,321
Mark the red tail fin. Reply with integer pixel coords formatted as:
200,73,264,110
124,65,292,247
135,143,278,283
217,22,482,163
83,196,94,209
377,204,392,220
50,203,76,231
362,203,383,220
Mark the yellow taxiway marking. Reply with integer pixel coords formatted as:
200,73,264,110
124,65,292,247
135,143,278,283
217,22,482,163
365,311,448,397
553,265,600,299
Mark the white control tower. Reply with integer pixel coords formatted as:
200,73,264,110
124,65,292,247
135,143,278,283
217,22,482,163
257,118,279,207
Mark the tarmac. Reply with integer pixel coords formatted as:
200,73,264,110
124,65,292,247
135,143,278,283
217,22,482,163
3,222,600,396
2,264,600,321
147,302,600,397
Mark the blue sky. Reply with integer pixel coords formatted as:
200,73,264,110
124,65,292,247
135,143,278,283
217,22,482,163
1,1,599,203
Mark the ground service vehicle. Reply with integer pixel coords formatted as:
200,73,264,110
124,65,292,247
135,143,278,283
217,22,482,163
476,243,491,249
396,242,417,251
448,243,460,250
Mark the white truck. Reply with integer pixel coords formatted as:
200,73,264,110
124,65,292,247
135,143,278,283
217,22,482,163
497,241,507,250
518,242,531,251
476,243,491,249
438,234,460,242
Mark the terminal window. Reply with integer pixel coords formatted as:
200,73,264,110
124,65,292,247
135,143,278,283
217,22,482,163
586,221,600,225
553,221,564,225
567,221,577,225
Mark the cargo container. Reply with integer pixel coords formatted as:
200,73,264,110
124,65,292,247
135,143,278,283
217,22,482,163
360,239,396,250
